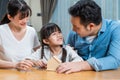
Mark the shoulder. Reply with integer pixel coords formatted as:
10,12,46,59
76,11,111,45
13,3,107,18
63,45,73,51
0,24,9,34
105,19,120,30
0,24,8,30
69,30,77,36
27,26,36,32
26,26,37,35
68,30,81,40
63,45,78,56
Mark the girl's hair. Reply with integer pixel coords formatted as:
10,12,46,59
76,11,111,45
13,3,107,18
0,0,32,25
40,23,67,62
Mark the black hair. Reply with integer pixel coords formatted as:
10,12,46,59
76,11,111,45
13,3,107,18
40,23,67,62
69,0,102,27
0,0,32,25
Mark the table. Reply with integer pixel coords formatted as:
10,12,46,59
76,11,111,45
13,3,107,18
0,68,120,80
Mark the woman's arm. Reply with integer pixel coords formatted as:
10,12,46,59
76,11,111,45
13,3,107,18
0,59,34,71
0,59,16,69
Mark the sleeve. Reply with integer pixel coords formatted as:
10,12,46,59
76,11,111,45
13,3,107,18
0,34,2,45
87,25,120,71
26,48,41,60
66,46,83,62
0,34,4,54
33,28,40,48
0,35,11,61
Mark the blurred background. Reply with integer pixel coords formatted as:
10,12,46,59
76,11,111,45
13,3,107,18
0,0,120,40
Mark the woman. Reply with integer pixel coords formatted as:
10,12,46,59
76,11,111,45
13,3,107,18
0,0,40,70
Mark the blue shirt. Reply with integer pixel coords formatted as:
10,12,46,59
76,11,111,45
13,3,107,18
66,19,120,71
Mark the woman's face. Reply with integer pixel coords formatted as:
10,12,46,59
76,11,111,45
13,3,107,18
8,13,29,29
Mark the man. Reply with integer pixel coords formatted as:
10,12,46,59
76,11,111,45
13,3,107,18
56,0,120,74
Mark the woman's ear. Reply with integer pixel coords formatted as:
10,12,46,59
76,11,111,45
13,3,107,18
43,39,49,44
7,14,12,21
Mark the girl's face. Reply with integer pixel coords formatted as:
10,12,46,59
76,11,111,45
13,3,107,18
8,13,29,29
45,31,63,46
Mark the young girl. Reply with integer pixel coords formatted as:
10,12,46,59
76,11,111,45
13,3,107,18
26,23,83,69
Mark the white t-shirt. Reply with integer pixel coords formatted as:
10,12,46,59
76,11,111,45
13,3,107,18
0,24,40,62
26,45,83,63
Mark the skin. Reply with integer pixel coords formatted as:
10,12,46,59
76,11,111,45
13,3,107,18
43,30,63,54
7,13,29,41
56,16,102,74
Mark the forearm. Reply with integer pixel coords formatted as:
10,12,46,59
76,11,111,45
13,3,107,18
0,60,16,69
87,56,120,71
56,61,93,74
80,61,93,71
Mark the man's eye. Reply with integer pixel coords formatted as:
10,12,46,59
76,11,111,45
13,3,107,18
58,31,61,33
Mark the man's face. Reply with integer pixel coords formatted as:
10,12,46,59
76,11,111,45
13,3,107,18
71,16,92,37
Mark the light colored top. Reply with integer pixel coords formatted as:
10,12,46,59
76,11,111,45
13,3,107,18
66,18,120,71
26,45,83,63
0,24,40,62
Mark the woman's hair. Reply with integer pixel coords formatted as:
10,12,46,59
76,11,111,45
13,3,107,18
0,0,32,25
40,23,67,62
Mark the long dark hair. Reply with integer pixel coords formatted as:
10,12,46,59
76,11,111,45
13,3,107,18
0,0,32,25
40,23,67,62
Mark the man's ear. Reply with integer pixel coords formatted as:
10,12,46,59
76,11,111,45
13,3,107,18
43,39,49,44
87,23,95,31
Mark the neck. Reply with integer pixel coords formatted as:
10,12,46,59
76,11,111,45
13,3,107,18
8,22,25,32
92,22,102,36
49,46,62,55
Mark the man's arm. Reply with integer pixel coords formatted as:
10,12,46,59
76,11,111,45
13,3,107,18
56,61,93,74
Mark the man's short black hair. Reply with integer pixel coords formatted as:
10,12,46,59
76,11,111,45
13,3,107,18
69,0,102,27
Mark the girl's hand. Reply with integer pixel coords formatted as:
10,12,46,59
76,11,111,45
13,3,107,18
33,60,47,68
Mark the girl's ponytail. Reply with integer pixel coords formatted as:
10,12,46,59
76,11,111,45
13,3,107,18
41,45,44,59
61,48,67,62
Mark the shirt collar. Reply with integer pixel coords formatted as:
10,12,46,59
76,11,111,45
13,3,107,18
97,18,106,36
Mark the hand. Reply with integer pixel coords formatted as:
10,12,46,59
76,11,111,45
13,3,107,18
33,60,47,69
15,60,34,71
56,62,82,74
56,61,92,74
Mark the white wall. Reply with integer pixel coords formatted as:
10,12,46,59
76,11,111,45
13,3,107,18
25,0,42,32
